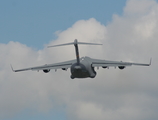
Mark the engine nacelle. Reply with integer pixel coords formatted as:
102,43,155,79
43,69,50,73
62,68,67,71
102,66,107,69
118,66,125,70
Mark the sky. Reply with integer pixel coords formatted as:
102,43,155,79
0,0,158,120
0,0,126,49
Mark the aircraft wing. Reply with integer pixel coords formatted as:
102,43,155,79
11,59,76,72
90,58,151,68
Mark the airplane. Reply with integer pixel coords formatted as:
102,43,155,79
11,39,151,79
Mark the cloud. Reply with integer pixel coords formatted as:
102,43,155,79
0,0,158,120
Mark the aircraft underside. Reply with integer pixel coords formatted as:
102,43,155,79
70,62,96,79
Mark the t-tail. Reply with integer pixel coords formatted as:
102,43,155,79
48,39,102,65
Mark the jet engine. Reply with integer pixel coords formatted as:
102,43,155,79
102,66,107,69
118,66,125,70
43,69,50,73
62,68,67,71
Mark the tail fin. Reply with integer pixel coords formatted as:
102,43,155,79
47,39,102,48
47,42,74,48
48,39,102,65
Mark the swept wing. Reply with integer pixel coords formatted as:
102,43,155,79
11,59,77,72
89,57,151,68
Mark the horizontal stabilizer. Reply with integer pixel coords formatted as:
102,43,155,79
47,39,102,48
47,42,74,48
77,42,102,45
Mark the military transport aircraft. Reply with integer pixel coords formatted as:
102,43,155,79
11,39,151,79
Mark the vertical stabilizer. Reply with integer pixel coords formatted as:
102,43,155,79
74,39,80,65
48,39,102,65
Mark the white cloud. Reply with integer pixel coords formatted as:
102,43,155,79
0,0,158,120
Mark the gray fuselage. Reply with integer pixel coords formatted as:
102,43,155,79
70,57,96,79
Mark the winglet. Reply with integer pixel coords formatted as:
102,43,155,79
10,64,15,72
149,58,152,66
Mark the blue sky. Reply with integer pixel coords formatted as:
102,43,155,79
6,109,67,120
0,0,126,49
